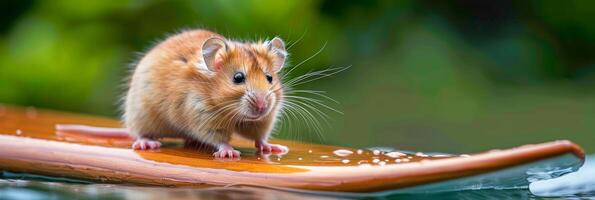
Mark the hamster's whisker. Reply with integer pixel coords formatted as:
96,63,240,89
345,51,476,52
211,109,239,130
285,90,340,104
283,65,335,85
279,102,307,141
269,66,345,95
282,100,325,142
280,41,327,81
202,101,239,127
274,107,289,133
268,74,286,91
245,94,257,104
292,102,325,142
286,29,307,50
284,66,350,88
285,100,331,132
285,95,342,115
206,100,238,112
285,99,329,128
214,107,239,129
270,66,347,142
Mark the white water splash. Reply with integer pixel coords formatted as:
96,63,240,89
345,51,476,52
530,155,595,197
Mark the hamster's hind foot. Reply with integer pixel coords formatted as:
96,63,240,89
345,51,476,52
132,138,161,150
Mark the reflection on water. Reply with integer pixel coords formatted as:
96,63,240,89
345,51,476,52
0,179,535,200
0,179,574,200
0,155,593,200
0,180,347,200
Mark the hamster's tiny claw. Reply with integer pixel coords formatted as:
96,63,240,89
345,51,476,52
213,145,241,159
268,144,289,154
132,138,161,150
256,141,289,154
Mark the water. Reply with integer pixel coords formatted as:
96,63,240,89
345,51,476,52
0,181,536,200
1,155,594,199
530,155,595,198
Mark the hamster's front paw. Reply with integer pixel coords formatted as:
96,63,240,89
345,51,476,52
132,138,161,150
213,144,241,159
256,140,289,154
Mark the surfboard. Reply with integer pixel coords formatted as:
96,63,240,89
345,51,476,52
0,105,585,195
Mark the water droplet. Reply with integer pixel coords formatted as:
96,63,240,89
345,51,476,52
333,149,353,157
16,129,22,135
320,155,329,159
257,157,261,160
395,159,401,163
373,150,381,155
341,159,350,164
460,154,471,157
308,150,313,153
298,157,303,161
372,158,380,163
407,156,413,159
378,161,386,166
432,154,451,158
277,157,281,161
357,160,368,164
402,158,410,162
385,151,406,158
415,152,429,157
356,149,363,154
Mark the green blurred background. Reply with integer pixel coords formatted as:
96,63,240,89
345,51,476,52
1,0,594,153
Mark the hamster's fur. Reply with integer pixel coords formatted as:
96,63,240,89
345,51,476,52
124,29,289,158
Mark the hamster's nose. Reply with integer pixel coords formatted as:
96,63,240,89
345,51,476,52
249,93,269,115
254,96,268,113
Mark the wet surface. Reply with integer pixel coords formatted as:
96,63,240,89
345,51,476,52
0,179,534,200
0,105,589,197
0,105,457,168
2,160,595,200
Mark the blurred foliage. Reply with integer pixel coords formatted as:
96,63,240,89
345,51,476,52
1,0,595,152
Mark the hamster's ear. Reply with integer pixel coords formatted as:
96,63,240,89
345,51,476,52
201,37,228,72
267,37,287,73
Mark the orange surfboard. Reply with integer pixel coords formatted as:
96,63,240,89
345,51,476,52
0,105,585,195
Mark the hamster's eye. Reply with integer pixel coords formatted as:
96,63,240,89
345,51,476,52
266,74,273,84
233,72,245,84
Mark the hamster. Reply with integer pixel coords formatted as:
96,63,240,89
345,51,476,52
59,29,289,158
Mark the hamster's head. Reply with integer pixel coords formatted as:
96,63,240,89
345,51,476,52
198,37,287,121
